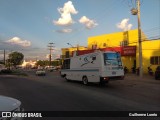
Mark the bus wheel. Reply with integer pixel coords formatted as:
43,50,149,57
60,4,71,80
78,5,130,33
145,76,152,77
64,75,70,82
82,76,88,85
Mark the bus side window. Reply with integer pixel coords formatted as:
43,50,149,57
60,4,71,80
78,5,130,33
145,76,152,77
92,56,96,60
62,59,70,69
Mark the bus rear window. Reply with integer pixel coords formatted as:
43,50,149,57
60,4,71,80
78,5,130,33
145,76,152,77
104,53,120,60
103,53,122,66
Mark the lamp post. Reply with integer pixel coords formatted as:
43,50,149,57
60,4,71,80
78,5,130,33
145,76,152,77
67,43,79,56
67,43,73,47
131,0,143,77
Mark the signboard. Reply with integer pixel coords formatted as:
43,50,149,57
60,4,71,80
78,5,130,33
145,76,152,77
71,46,136,57
121,46,136,56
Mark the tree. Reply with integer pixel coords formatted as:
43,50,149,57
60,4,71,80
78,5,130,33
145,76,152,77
36,60,62,67
36,60,45,66
8,51,24,67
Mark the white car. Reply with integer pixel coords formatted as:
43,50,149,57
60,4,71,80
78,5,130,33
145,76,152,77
0,95,23,120
36,69,46,76
47,66,56,72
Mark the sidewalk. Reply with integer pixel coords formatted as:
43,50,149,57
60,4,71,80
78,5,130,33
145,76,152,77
124,73,159,82
117,73,160,88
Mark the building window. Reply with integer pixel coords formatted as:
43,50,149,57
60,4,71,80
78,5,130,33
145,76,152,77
103,43,107,47
92,44,97,49
150,56,160,65
65,51,70,58
155,56,159,64
150,57,154,64
120,41,128,46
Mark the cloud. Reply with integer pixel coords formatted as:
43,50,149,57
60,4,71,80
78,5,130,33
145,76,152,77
6,37,31,47
116,18,133,31
54,29,73,33
79,16,98,29
54,1,78,26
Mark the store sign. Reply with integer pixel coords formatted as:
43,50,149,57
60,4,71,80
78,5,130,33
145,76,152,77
121,46,136,56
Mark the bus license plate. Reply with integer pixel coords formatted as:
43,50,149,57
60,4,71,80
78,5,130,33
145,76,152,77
112,71,116,75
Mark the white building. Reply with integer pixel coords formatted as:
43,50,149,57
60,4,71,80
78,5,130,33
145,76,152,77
21,60,36,68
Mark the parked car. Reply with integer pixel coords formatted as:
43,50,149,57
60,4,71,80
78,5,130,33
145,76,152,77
155,66,160,80
0,95,23,120
36,69,46,76
47,66,56,72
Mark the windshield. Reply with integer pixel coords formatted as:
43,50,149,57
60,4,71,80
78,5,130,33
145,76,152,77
104,53,122,66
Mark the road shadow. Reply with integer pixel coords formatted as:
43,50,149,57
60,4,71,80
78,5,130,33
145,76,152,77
63,80,117,89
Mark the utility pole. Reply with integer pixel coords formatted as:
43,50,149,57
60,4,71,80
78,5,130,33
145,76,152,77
48,43,54,66
131,0,143,77
137,0,143,77
4,49,5,65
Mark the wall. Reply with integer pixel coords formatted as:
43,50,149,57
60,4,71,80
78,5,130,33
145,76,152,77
140,40,160,73
88,29,147,49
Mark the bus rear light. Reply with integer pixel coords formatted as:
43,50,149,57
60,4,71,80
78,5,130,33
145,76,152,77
103,77,109,80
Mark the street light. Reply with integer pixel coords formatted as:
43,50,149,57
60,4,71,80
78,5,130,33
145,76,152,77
67,43,79,56
67,43,74,47
131,0,143,77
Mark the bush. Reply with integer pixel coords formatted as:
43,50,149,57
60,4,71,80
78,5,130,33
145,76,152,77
0,69,12,74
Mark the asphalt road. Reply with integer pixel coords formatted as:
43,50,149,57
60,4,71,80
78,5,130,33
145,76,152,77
0,70,160,120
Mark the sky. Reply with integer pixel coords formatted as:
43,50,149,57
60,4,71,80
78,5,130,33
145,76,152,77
0,0,160,60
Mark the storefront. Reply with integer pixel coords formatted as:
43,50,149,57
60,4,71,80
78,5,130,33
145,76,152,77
61,29,160,73
88,29,160,73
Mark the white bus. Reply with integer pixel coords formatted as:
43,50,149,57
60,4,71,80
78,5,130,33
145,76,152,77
60,50,124,85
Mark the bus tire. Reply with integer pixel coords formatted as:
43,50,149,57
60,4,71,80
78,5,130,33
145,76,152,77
64,74,70,82
82,76,88,85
